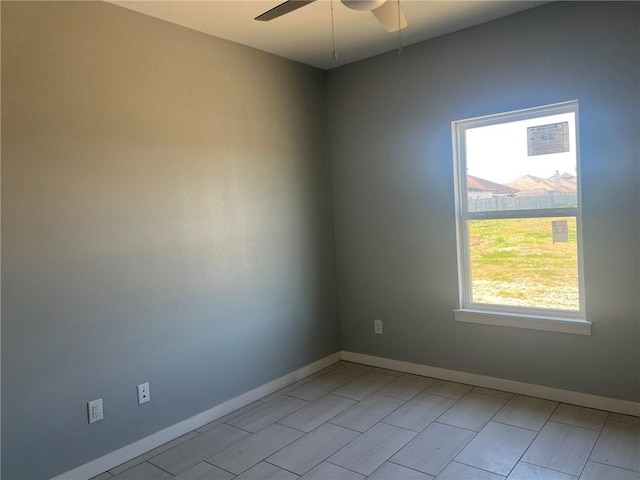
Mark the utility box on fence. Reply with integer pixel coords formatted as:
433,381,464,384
552,220,569,243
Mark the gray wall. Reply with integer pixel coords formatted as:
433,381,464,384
3,1,639,479
1,2,338,478
328,2,639,401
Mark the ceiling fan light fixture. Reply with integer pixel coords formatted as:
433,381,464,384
340,0,386,12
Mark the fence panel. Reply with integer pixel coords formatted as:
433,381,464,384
469,193,577,212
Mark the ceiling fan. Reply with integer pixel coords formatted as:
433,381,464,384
255,0,408,33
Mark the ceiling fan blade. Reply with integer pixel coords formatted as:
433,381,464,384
255,0,317,21
371,1,407,32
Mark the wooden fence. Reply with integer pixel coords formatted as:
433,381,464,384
469,193,578,212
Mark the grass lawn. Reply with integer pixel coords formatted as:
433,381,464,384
468,217,580,310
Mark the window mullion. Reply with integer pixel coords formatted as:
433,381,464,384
464,208,579,221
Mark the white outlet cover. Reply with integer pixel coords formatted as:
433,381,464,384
88,398,104,424
137,382,151,405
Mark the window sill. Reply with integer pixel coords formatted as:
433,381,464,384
453,309,591,335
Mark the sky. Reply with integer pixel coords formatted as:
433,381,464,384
465,112,577,185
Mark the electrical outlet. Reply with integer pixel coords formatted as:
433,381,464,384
374,320,383,334
88,398,104,424
137,382,150,405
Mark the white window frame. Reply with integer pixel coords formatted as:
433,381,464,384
452,101,590,335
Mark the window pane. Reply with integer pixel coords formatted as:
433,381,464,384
465,112,577,213
468,217,579,310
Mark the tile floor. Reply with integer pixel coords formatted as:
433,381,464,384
93,362,640,480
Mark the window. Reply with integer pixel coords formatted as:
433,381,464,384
452,101,589,335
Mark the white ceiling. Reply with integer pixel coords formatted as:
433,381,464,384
111,0,547,70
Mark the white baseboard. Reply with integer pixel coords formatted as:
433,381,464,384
341,351,640,417
53,349,639,480
52,352,341,480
